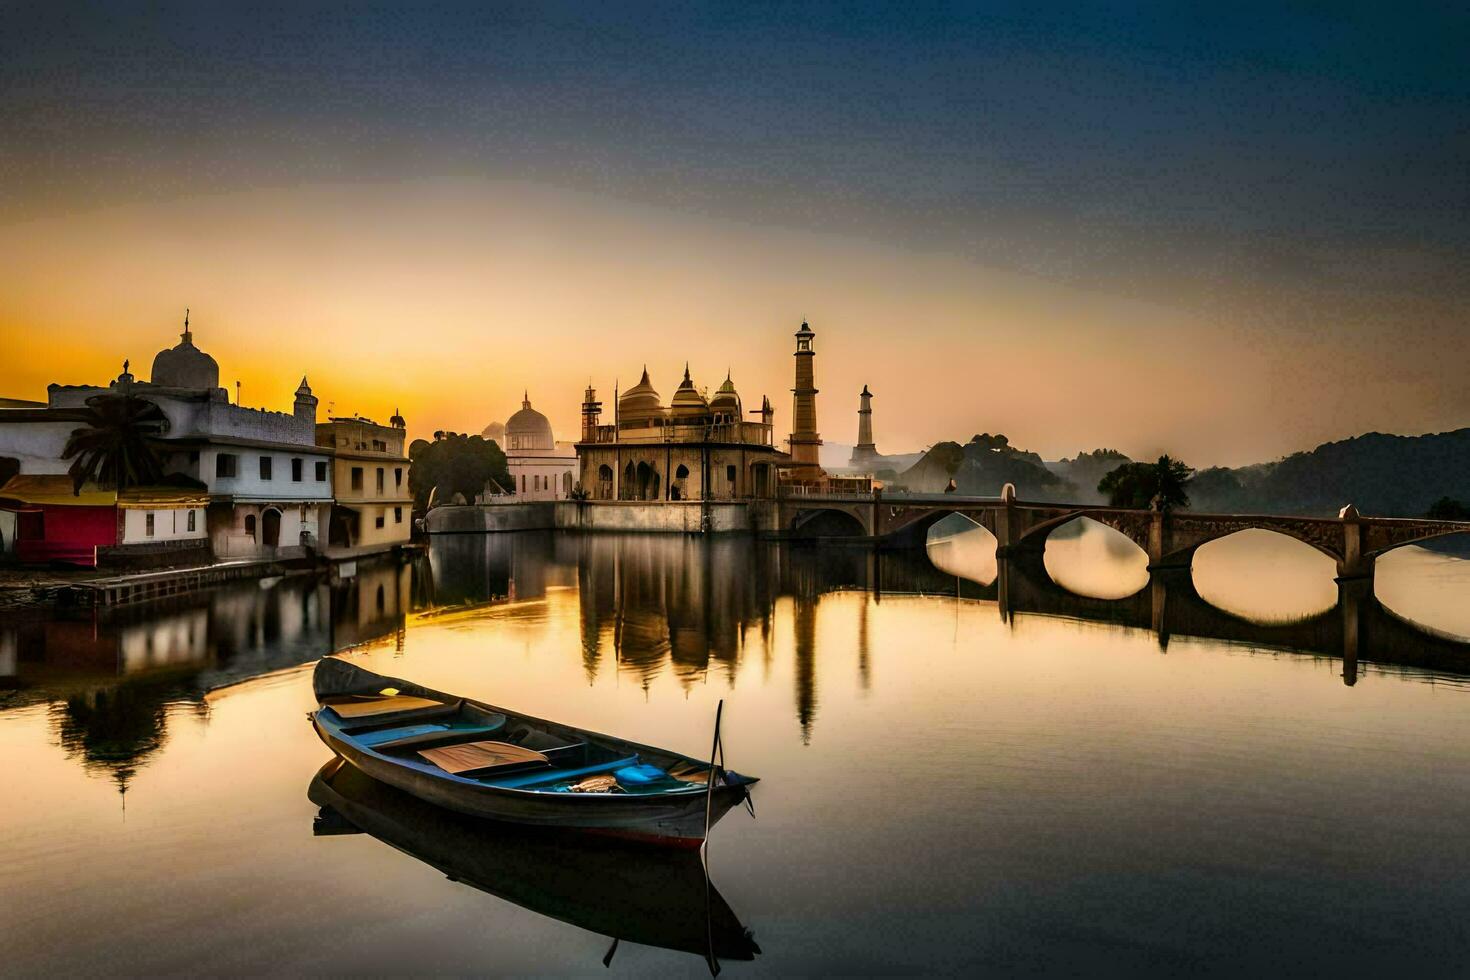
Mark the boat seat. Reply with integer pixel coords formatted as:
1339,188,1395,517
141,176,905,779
356,718,507,750
485,754,640,789
418,740,551,777
324,694,445,720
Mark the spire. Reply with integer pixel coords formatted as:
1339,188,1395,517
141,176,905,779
682,362,692,384
181,307,192,344
522,389,531,410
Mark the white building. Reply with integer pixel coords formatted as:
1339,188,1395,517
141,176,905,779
23,315,335,560
496,393,577,501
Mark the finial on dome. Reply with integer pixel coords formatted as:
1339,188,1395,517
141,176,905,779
522,390,531,410
182,308,191,344
683,362,691,383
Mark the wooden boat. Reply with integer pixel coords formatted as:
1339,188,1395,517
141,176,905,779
310,658,757,847
307,758,760,964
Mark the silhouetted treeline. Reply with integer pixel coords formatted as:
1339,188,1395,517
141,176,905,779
894,428,1470,517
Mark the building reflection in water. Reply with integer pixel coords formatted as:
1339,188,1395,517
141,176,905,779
11,527,1470,794
1,556,413,794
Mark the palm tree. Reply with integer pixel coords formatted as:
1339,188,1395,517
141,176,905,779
61,394,170,495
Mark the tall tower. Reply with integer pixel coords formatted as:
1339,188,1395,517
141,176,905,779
293,376,318,423
788,319,822,473
580,384,602,441
850,384,878,468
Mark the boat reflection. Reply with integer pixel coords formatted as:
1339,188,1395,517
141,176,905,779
307,758,759,968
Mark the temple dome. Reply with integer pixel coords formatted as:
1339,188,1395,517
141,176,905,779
709,371,742,419
619,368,663,420
669,365,709,419
505,392,554,451
481,420,506,443
150,314,219,390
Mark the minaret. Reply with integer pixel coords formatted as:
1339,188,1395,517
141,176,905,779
850,384,877,468
293,376,318,422
581,383,602,441
788,319,822,474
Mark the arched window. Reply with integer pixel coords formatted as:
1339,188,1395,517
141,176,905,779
563,472,572,496
244,514,256,538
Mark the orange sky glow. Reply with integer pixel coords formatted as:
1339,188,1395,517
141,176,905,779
2,177,1465,468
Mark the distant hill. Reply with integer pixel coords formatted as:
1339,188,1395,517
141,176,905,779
1190,429,1470,517
896,434,1075,500
894,427,1470,517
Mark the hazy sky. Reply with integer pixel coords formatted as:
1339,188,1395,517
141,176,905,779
2,2,1466,466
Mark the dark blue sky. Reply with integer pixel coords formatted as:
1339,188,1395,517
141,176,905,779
6,2,1465,292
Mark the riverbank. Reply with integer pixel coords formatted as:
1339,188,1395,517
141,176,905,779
0,542,424,608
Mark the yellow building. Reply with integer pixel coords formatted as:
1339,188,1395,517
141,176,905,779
316,411,412,555
576,366,788,500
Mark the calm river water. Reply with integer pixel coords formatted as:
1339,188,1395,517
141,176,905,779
4,525,1470,976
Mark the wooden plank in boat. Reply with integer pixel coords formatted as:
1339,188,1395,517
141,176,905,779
418,740,550,776
328,695,444,718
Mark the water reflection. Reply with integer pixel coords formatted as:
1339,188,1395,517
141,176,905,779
308,758,759,968
1377,537,1470,641
925,513,997,585
1042,517,1150,600
1192,529,1339,624
1,557,412,790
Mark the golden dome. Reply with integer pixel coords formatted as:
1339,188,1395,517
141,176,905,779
618,368,663,420
709,370,741,418
669,364,708,419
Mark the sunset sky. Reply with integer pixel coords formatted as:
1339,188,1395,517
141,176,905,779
3,3,1466,467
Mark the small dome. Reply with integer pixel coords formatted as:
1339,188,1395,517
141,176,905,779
618,368,663,420
669,364,708,419
481,420,506,443
505,392,554,450
150,313,220,390
390,406,406,429
709,371,741,418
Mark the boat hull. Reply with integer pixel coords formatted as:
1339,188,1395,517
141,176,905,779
309,660,754,846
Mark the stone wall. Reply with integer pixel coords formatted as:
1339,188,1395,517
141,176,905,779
424,500,754,534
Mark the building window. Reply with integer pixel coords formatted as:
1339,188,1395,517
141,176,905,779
727,465,737,486
145,512,155,537
372,439,386,452
315,461,328,481
216,453,238,478
375,514,385,529
521,474,526,493
376,468,384,493
351,467,363,491
291,458,303,482
259,456,272,480
395,467,402,487
394,506,402,523
187,510,196,532
245,514,256,538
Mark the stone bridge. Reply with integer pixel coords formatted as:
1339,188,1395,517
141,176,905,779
773,484,1470,579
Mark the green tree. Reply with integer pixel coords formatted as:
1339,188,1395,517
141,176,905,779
1098,454,1194,510
61,393,170,495
408,433,511,510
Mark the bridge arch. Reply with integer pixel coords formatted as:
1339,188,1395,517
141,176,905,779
1367,526,1470,560
1189,529,1339,623
791,507,870,539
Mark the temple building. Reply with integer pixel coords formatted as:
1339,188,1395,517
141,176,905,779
576,366,787,500
848,384,880,469
500,393,577,501
787,319,822,478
